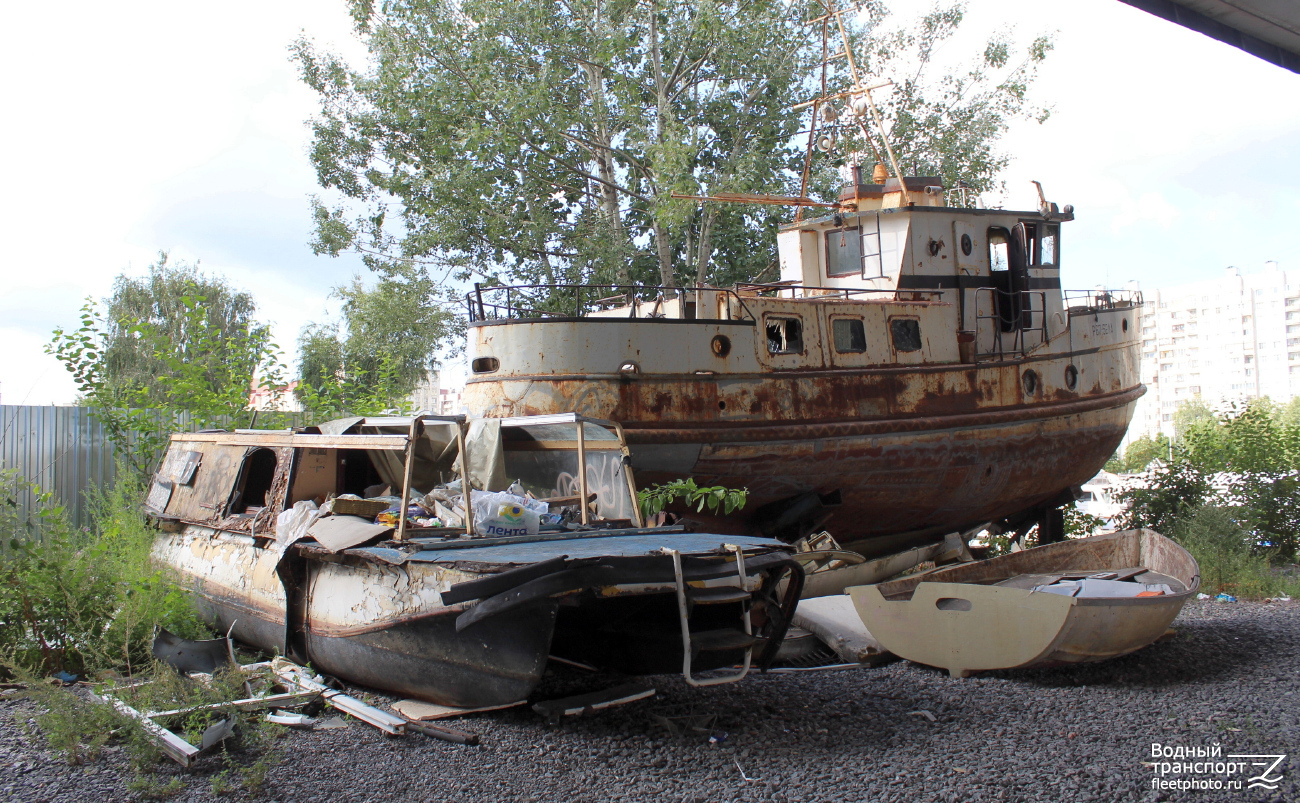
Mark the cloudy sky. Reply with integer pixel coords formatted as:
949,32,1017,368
2,0,1297,405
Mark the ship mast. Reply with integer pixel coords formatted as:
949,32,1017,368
670,1,909,217
795,0,908,220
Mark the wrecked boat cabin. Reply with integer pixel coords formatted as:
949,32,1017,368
148,414,804,707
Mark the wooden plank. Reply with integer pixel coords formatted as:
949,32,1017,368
172,433,409,450
103,696,199,767
147,690,320,719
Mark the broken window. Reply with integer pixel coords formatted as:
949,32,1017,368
890,318,922,352
825,227,861,277
832,318,866,353
229,448,278,515
765,316,804,354
1020,223,1039,267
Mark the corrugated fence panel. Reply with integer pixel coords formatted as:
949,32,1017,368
1,405,117,531
1,405,313,533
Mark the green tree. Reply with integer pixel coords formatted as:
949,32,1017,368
1119,433,1170,473
96,254,270,403
296,1,1051,292
48,270,285,478
1120,397,1300,561
296,266,456,416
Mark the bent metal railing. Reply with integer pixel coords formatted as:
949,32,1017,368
467,282,946,322
467,283,758,322
973,288,1049,362
733,282,943,301
1063,288,1143,313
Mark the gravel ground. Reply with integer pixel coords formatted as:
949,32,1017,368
2,599,1297,803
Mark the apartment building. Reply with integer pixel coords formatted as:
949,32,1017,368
1132,261,1299,439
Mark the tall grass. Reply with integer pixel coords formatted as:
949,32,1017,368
1172,506,1300,599
1,467,208,678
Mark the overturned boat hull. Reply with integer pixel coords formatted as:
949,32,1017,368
849,529,1200,677
155,527,799,707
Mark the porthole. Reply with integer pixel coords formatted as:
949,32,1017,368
618,360,640,376
1022,370,1039,396
471,357,499,373
711,334,732,358
718,400,727,411
960,233,973,256
1064,365,1078,390
1122,318,1129,333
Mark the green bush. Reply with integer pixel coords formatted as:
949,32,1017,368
1172,506,1300,599
1,468,207,678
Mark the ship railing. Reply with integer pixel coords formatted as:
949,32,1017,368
733,282,944,302
467,283,757,322
1063,288,1143,314
973,288,1049,362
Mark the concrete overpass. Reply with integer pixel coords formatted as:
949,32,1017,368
1120,1,1300,72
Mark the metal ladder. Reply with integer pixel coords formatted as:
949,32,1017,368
662,545,760,687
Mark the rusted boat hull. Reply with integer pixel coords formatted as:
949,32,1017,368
465,365,1141,554
849,529,1200,677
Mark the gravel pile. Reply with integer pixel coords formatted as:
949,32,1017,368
3,599,1297,803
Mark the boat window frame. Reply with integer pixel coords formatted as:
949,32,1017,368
764,314,806,355
889,317,923,353
1038,222,1059,267
830,316,867,353
824,226,862,278
226,446,279,517
988,226,1012,273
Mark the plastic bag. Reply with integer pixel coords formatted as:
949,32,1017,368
274,500,325,559
471,490,548,537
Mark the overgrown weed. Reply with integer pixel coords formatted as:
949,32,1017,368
2,467,286,793
1173,506,1300,599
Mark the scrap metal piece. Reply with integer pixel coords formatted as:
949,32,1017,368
199,718,235,750
272,658,406,735
531,681,655,718
391,698,524,721
265,711,317,728
152,627,233,675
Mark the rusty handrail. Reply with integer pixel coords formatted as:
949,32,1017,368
465,284,758,323
973,288,1049,362
1063,288,1143,311
734,282,943,301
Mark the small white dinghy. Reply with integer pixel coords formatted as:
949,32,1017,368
848,529,1200,677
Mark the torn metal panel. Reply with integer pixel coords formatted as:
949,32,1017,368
532,682,656,718
791,595,893,665
307,515,392,552
151,628,233,675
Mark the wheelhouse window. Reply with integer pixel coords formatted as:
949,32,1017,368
832,318,866,353
1020,223,1039,267
825,227,861,278
989,228,1011,272
1039,224,1058,267
766,316,804,354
